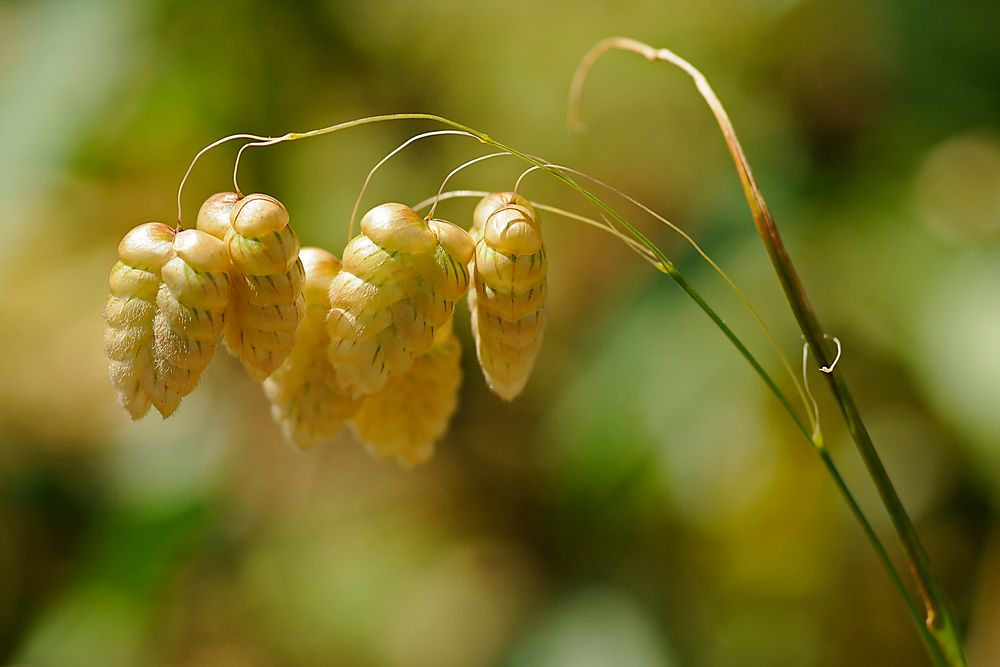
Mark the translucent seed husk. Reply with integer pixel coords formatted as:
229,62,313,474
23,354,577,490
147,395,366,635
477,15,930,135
349,322,462,467
263,247,360,450
469,192,547,400
151,229,231,417
104,224,230,419
104,223,176,419
197,192,306,381
326,203,473,398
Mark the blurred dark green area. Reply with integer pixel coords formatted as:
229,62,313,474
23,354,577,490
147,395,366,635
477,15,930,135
1,0,1000,665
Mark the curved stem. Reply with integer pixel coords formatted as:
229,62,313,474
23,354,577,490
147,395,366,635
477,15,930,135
521,161,819,435
427,152,512,219
413,189,662,264
411,188,489,212
176,132,273,226
571,36,966,666
513,165,542,195
232,137,286,196
350,129,477,238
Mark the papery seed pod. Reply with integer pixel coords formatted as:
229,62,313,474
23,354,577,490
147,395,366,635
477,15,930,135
326,203,474,398
104,222,177,419
350,322,462,467
197,192,306,381
469,192,547,400
263,247,360,450
150,229,231,417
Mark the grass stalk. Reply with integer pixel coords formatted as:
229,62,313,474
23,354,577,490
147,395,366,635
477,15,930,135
569,36,966,666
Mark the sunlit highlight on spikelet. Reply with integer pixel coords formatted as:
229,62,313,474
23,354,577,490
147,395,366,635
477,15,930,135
263,247,360,450
326,203,473,398
350,322,462,467
197,192,306,381
469,192,546,400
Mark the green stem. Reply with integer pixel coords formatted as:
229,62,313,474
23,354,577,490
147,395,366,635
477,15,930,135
570,37,966,666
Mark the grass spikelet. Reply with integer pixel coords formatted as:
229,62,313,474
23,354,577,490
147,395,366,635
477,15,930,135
196,192,306,381
326,203,473,398
104,222,177,419
469,192,546,400
150,229,231,417
263,247,360,450
350,322,462,467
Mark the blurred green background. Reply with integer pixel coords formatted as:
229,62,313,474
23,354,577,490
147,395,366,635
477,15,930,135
2,0,1000,665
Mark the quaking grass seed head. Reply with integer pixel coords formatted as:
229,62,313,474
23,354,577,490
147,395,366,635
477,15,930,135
263,247,360,450
196,191,306,381
104,222,178,419
469,192,547,401
349,320,462,467
104,224,232,419
151,228,231,417
326,203,473,399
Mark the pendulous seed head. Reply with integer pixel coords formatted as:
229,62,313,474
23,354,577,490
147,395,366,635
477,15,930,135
105,224,231,419
468,192,547,401
263,247,360,450
104,223,178,419
326,203,473,399
196,192,307,382
349,321,462,467
150,228,232,417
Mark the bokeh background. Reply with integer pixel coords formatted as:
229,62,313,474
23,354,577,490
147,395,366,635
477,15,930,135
2,0,1000,665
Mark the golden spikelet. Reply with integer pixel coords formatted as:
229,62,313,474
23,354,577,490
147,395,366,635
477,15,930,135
104,224,230,419
469,192,546,400
104,223,176,419
350,323,462,467
263,247,360,450
326,203,474,398
196,192,306,381
151,229,231,417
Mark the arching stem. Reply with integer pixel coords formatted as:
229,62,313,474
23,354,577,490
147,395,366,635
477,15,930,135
176,132,272,226
427,152,512,219
570,36,966,667
515,161,819,435
349,129,477,238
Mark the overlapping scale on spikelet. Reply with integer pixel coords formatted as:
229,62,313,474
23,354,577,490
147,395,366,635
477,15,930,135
104,224,230,419
197,192,306,381
263,247,360,450
468,192,547,400
326,203,473,398
104,223,176,419
151,229,231,417
350,323,462,467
